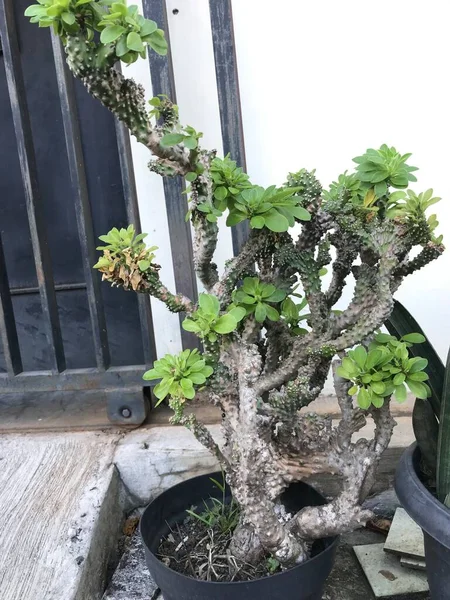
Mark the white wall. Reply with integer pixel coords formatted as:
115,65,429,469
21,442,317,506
131,0,450,377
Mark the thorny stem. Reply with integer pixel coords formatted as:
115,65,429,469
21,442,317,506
60,26,444,568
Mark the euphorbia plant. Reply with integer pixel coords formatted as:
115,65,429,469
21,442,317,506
27,0,445,568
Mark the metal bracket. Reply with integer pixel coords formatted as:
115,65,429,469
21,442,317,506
106,387,151,426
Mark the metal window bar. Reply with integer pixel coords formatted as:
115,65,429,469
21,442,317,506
142,0,199,350
0,232,23,375
209,0,249,254
51,34,110,371
115,118,158,366
0,0,66,373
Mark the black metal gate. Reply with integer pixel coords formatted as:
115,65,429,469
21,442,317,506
0,0,246,425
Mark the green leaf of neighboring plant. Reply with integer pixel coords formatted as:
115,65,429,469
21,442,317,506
61,11,75,24
375,333,395,344
154,378,172,400
213,314,237,334
250,215,265,229
160,133,185,147
140,19,157,36
185,172,198,182
142,368,160,381
393,372,406,386
189,372,207,385
402,333,426,344
348,385,358,396
266,289,286,303
127,31,144,52
265,305,280,321
291,206,312,221
358,387,371,409
214,186,228,201
182,319,202,333
116,35,129,57
198,293,220,316
100,25,126,44
394,383,407,403
365,349,383,370
406,379,429,399
352,346,367,369
372,394,384,408
183,136,198,150
228,306,246,322
255,302,267,322
371,381,386,395
408,357,428,373
264,211,290,232
180,378,195,399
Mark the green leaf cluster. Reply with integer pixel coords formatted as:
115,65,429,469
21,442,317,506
97,2,167,63
353,145,418,198
143,349,213,402
160,126,202,151
25,0,82,31
93,225,157,270
280,296,309,335
25,1,168,63
226,186,311,232
95,225,152,255
182,294,245,342
196,156,251,224
232,277,286,323
210,156,252,205
338,333,430,409
386,189,442,243
324,171,364,206
148,95,179,123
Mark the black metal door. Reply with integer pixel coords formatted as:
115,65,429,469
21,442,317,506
0,0,156,424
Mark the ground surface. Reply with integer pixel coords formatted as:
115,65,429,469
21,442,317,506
105,528,430,600
0,397,420,600
0,431,121,600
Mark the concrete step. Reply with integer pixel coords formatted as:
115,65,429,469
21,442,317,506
0,431,122,600
114,416,415,505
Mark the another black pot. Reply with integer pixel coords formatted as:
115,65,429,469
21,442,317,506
140,472,338,600
395,443,450,599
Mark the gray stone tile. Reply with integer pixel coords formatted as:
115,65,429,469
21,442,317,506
384,508,425,559
354,543,428,597
400,557,427,572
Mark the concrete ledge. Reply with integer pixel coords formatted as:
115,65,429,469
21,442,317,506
0,432,122,600
114,417,414,505
114,425,222,505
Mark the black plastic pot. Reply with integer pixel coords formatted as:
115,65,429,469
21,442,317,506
395,443,450,599
140,471,338,600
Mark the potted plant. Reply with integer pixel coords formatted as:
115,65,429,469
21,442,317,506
387,302,450,599
26,2,445,599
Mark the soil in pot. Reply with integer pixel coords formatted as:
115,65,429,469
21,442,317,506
141,472,338,600
157,488,318,582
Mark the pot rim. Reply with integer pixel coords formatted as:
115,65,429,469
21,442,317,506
140,471,339,587
395,442,450,545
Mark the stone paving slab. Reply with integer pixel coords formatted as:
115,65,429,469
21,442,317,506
400,557,427,572
0,431,121,600
354,543,428,597
384,508,425,559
